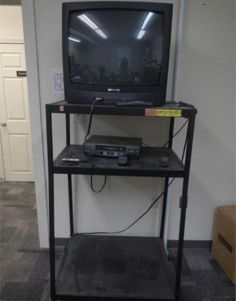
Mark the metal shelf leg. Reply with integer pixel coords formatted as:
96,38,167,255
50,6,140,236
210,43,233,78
46,108,57,301
175,115,195,300
160,117,175,238
68,173,74,236
66,113,74,236
49,173,56,301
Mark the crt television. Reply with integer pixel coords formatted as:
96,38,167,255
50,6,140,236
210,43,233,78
62,2,173,106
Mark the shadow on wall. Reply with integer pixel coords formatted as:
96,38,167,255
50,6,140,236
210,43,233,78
73,175,164,236
192,120,234,199
168,118,235,240
70,114,170,235
74,115,170,147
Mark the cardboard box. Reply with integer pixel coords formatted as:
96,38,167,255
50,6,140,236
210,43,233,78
211,205,236,284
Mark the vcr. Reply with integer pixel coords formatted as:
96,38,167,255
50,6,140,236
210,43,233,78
84,135,142,158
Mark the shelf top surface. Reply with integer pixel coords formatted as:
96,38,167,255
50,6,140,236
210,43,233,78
53,145,185,177
46,100,197,118
56,234,175,300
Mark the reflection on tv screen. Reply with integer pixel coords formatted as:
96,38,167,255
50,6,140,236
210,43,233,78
68,9,163,87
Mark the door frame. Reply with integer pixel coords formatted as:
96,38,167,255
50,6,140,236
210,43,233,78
20,0,49,248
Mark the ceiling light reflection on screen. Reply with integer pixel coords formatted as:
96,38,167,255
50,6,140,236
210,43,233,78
78,14,108,39
137,11,154,40
137,30,146,40
141,12,154,30
68,36,81,43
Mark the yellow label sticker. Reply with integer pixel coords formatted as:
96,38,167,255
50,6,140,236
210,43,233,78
145,108,157,116
145,109,182,117
156,109,182,117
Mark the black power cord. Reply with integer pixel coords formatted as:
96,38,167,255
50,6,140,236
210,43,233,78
84,98,103,142
181,133,188,162
162,120,189,148
81,177,175,235
81,132,188,235
85,101,188,195
142,120,188,148
83,98,108,193
90,175,107,193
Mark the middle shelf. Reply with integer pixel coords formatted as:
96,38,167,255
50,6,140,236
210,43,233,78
53,145,185,177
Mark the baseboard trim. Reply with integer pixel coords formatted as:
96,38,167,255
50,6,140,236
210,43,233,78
167,240,212,249
55,238,212,249
55,238,69,246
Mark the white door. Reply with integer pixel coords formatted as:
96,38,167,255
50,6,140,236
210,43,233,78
0,43,33,181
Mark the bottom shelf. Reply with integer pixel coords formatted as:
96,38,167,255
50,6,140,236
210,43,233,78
56,235,175,300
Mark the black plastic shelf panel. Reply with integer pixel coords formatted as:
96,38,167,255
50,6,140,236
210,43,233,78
56,235,175,300
47,100,197,118
54,145,185,177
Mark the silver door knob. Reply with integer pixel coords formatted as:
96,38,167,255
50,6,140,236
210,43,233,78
1,123,6,127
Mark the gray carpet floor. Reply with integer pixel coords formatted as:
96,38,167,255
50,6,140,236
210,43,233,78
0,182,235,301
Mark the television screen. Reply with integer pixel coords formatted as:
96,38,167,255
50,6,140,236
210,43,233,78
68,9,164,87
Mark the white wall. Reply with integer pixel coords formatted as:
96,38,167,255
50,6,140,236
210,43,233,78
21,0,235,247
168,0,235,240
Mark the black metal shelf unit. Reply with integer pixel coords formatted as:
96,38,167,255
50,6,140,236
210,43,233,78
46,101,197,301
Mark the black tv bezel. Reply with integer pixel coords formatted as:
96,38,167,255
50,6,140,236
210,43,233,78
62,1,173,105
